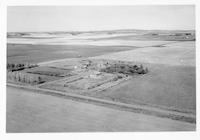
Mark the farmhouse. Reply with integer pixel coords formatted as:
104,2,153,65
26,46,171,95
89,71,102,79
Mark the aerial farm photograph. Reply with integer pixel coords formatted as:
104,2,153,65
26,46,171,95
6,5,196,132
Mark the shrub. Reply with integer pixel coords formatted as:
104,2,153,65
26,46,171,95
100,63,148,75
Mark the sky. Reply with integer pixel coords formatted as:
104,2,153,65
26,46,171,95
7,5,195,32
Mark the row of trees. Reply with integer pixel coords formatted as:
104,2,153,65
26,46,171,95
100,64,148,75
7,71,43,84
7,63,38,72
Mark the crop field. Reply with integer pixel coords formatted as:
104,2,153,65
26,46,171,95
7,86,195,132
8,30,194,64
7,44,136,64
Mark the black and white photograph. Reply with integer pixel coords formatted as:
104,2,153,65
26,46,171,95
4,4,197,133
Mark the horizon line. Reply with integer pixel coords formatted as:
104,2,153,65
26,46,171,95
7,28,196,33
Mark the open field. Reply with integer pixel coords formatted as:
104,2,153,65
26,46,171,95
92,41,195,66
7,44,136,64
36,40,195,114
7,30,196,131
7,86,195,132
90,41,195,113
99,63,195,113
38,58,195,114
7,30,195,64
